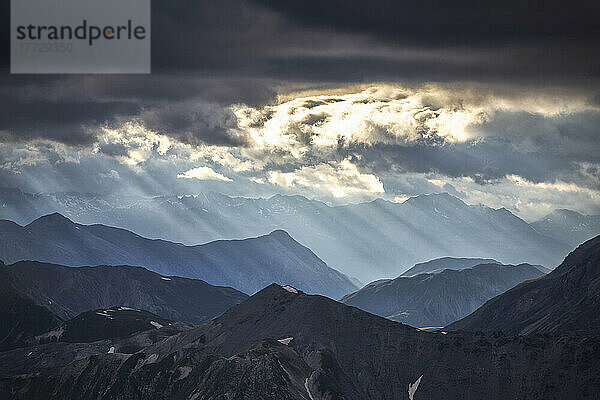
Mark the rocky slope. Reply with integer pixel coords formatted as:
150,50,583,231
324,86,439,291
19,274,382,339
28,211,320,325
449,235,600,335
341,263,545,327
35,307,175,345
0,215,357,297
1,284,599,399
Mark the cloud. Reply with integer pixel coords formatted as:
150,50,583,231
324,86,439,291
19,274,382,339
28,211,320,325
177,167,233,182
0,82,598,220
267,158,384,198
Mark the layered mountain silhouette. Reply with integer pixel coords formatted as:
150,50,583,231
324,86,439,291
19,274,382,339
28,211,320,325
1,284,598,399
401,257,501,276
449,235,600,335
532,209,600,247
341,263,546,327
0,215,357,298
0,260,247,325
0,188,571,281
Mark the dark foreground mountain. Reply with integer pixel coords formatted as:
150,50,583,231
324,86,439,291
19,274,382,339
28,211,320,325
0,188,571,281
0,260,247,324
401,257,500,276
1,284,599,399
0,286,61,350
532,209,600,247
0,316,193,377
449,235,600,335
341,263,545,327
0,214,357,297
34,307,175,345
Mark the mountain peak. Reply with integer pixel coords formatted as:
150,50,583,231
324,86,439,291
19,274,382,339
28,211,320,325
28,213,73,226
404,192,466,207
266,229,294,240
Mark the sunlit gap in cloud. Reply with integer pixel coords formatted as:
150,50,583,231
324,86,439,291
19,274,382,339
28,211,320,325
2,83,599,220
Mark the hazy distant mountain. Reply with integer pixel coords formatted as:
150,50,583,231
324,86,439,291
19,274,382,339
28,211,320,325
401,257,500,276
0,188,571,281
341,263,545,327
532,209,600,247
0,215,357,298
0,261,248,324
2,284,599,399
449,235,600,335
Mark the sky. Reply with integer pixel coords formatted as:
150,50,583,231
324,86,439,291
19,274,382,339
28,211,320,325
0,0,599,221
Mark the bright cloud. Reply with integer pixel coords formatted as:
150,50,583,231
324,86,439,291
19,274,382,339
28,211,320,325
1,83,598,219
97,122,175,166
267,159,384,198
177,166,232,182
423,173,600,221
232,85,597,162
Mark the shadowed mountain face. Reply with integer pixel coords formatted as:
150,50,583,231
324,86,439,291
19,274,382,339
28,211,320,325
0,215,357,298
401,257,500,276
532,209,600,248
36,307,175,345
0,188,571,281
449,235,600,335
341,263,546,327
0,261,248,324
1,284,599,400
0,291,61,351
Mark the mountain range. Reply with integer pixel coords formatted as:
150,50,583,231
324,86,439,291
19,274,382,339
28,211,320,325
449,234,600,335
532,209,600,247
400,257,501,276
0,214,357,298
1,283,598,399
0,188,577,281
0,260,248,325
341,262,546,327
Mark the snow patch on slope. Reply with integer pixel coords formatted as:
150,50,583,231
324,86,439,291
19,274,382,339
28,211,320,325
408,375,423,400
282,285,298,294
278,337,293,345
150,321,164,329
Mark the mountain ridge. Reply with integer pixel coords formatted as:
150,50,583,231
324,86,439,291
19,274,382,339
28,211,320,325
0,188,572,281
0,215,357,298
2,283,599,399
341,262,546,327
449,235,600,335
0,260,248,325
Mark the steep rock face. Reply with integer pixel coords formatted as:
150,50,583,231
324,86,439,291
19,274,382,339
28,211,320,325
2,285,599,400
0,189,571,281
532,209,600,247
341,263,545,327
0,216,357,298
1,261,248,324
450,235,600,335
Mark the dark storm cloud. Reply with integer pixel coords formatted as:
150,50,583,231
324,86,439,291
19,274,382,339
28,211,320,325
251,1,599,45
0,0,599,210
1,0,599,147
0,92,140,145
